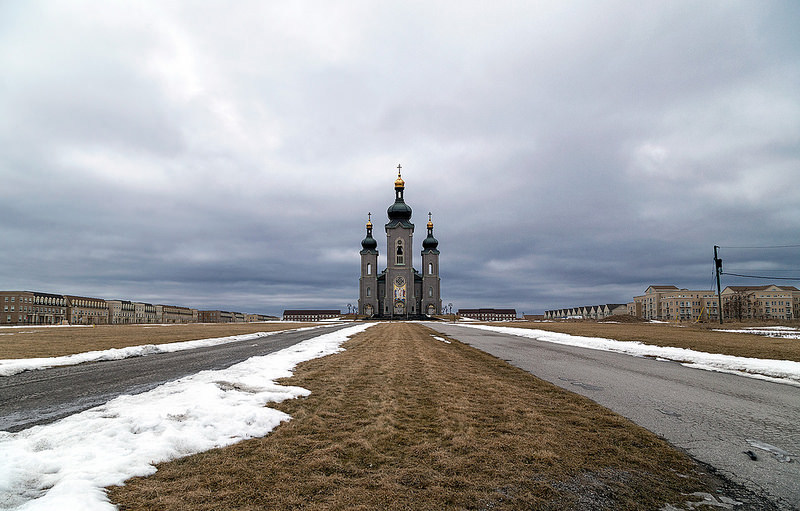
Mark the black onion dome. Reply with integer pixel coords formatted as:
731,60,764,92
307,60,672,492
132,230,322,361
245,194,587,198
387,199,412,221
361,233,378,251
361,215,378,254
422,212,439,253
422,233,439,251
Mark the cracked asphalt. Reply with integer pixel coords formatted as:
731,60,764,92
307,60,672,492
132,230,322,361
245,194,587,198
427,322,800,510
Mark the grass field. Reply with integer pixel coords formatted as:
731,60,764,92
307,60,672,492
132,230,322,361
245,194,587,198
0,323,316,359
503,320,800,362
4,319,798,363
108,323,723,510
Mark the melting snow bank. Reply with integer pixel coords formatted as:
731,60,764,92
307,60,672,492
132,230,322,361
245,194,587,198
0,324,338,377
713,326,800,339
456,324,800,387
0,322,374,511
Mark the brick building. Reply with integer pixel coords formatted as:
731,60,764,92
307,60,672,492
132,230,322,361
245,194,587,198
457,308,517,321
282,310,341,321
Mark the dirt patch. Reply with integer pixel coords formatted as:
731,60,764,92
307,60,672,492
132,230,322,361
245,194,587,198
0,323,317,359
109,323,726,510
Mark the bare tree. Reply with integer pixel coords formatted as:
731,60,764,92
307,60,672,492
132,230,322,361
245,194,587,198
724,290,754,321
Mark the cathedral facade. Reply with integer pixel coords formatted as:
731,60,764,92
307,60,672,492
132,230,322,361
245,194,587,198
358,168,441,318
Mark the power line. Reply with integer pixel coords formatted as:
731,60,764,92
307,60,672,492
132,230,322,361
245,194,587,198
725,269,800,273
721,272,800,281
718,244,800,249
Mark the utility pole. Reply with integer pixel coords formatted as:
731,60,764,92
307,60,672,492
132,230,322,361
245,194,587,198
714,245,723,325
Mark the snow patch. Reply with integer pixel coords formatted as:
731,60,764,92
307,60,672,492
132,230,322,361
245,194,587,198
0,325,338,377
456,324,800,386
432,336,451,344
714,327,800,339
0,323,373,510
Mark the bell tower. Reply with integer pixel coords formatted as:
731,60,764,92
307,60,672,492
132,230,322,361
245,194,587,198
421,212,441,315
358,213,379,317
384,165,415,318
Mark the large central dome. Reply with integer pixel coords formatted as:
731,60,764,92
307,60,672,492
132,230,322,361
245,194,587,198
387,198,412,221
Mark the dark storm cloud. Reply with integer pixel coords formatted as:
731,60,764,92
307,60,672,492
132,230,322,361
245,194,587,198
1,1,799,315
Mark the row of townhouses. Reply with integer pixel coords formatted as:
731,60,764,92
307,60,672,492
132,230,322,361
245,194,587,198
544,304,627,320
0,290,276,326
546,284,799,322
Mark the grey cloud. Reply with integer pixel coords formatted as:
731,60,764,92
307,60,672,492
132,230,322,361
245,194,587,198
1,1,798,316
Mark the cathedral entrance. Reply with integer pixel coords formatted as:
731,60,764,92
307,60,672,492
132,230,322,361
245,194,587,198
427,304,436,315
364,304,373,317
394,300,406,315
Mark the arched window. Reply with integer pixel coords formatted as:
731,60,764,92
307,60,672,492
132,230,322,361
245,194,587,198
366,287,371,297
367,263,372,275
428,286,433,297
396,240,404,265
428,262,433,275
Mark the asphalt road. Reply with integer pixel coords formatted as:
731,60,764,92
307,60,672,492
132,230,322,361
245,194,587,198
0,324,352,433
426,322,800,510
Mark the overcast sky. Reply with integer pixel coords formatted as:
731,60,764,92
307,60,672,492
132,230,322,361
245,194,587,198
1,1,799,316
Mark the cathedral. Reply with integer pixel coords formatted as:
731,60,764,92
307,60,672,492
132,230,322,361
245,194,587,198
358,167,441,318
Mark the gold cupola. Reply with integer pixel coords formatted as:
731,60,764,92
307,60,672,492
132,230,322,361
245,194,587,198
394,164,405,189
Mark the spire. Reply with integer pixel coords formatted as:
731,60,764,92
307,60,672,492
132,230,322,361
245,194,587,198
422,212,439,253
387,165,413,228
394,163,405,190
361,212,378,254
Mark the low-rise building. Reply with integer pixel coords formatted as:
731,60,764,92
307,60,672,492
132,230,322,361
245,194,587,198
600,304,628,318
545,303,627,320
721,285,796,321
633,285,680,320
245,314,278,322
1,291,68,325
107,300,136,324
65,295,109,325
160,305,198,324
134,302,158,324
659,291,719,322
457,308,517,321
523,314,544,321
199,310,237,323
282,310,341,321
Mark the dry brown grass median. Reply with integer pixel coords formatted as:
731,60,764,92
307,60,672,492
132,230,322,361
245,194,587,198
0,323,316,359
109,322,715,510
504,321,800,362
